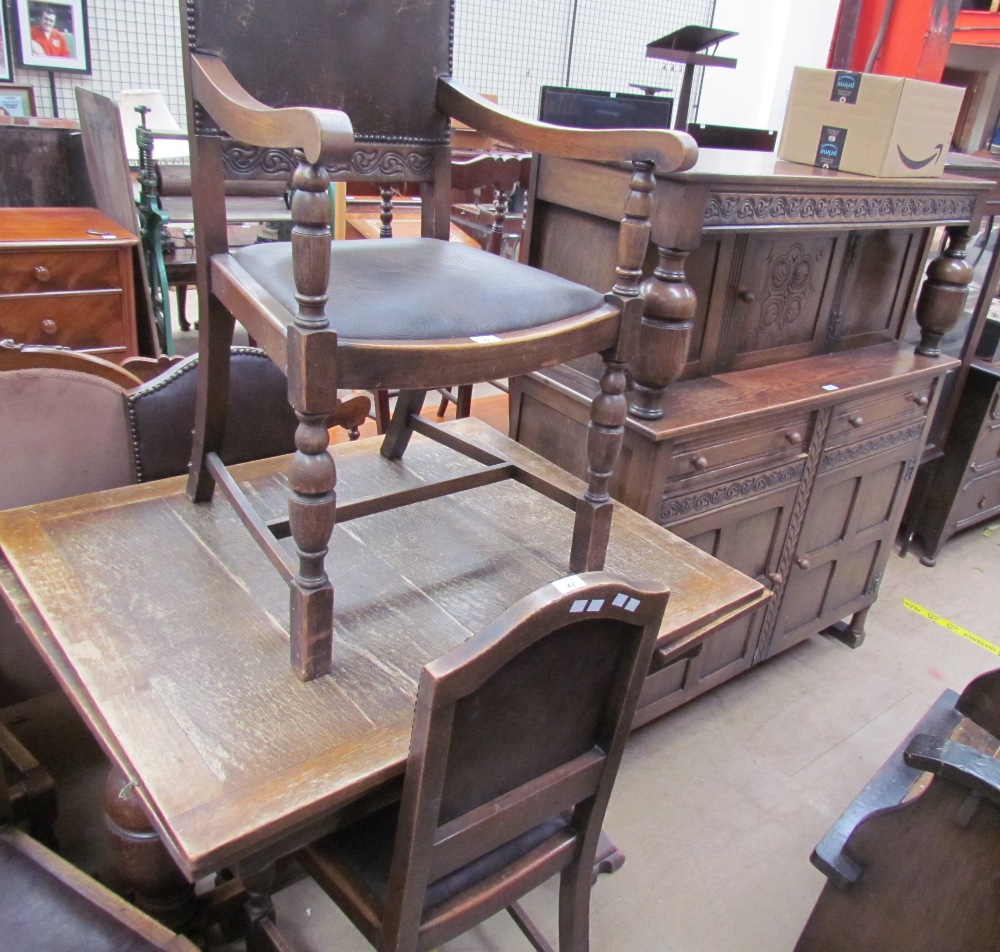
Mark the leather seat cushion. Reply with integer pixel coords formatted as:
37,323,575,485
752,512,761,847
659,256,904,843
230,238,605,341
310,802,570,914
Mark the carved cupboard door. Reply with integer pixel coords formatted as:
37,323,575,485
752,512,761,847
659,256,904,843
662,481,799,699
769,439,918,658
721,232,844,372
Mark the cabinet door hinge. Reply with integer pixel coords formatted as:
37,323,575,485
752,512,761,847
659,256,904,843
866,570,884,598
904,457,918,482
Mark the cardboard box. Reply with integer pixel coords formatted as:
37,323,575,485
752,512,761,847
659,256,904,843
777,67,963,177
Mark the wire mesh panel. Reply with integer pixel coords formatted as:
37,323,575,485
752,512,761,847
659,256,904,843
4,0,713,125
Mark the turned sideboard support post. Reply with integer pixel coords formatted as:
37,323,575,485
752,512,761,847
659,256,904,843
570,160,653,572
287,153,338,681
628,244,698,420
915,224,974,357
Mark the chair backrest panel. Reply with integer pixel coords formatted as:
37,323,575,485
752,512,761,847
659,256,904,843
440,617,627,824
185,0,452,147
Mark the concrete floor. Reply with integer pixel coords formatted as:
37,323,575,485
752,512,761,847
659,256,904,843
8,309,1000,948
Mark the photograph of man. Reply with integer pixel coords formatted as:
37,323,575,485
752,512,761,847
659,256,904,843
30,5,71,57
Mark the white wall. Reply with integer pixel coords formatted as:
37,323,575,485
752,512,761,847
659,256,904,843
697,0,840,131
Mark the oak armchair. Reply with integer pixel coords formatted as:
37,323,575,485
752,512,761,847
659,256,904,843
180,0,697,681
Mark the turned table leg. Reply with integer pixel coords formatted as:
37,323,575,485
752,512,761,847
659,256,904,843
104,767,195,930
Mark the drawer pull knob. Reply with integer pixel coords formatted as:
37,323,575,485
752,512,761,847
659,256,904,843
34,265,52,283
41,319,58,336
786,431,803,445
737,289,757,304
849,415,864,428
795,556,811,571
692,455,709,470
767,572,784,588
913,395,929,407
980,496,988,510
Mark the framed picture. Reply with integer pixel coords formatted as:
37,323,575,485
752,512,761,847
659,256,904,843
0,4,11,82
12,0,90,74
0,84,36,117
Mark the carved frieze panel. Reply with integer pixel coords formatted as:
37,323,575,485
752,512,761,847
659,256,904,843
217,144,436,182
704,192,977,228
820,423,925,472
660,460,805,524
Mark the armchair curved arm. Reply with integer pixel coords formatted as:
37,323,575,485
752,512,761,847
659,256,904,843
438,78,697,173
191,53,355,165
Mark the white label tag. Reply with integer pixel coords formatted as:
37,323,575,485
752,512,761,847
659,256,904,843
821,384,839,392
470,334,501,343
552,575,586,595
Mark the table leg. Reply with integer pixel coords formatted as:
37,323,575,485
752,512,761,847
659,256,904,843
103,767,196,930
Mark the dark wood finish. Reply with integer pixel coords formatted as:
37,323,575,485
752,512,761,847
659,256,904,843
0,120,90,208
298,574,668,951
797,667,1000,951
903,152,1000,562
179,0,698,679
0,419,763,886
513,151,989,714
0,208,140,363
907,363,1000,565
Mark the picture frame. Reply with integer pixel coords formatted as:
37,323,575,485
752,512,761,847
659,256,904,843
0,4,11,82
0,84,36,117
12,0,90,74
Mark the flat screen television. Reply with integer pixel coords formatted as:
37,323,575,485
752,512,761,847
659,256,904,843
538,86,673,130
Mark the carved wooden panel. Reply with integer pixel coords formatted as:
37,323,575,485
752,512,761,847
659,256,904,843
772,440,915,656
731,234,837,357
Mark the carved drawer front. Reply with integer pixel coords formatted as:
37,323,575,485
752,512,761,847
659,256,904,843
826,382,933,450
0,249,121,295
952,469,1000,528
0,293,126,352
969,384,1000,473
664,412,814,485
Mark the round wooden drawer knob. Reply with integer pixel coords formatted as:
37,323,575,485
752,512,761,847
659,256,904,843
41,319,59,335
848,415,864,427
737,289,757,304
767,572,784,588
913,395,929,407
786,431,803,445
795,556,811,570
34,265,52,282
691,455,709,470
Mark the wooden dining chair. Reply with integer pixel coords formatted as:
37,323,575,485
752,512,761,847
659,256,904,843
295,573,669,952
180,0,696,682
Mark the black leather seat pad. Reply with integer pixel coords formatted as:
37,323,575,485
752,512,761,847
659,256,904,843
231,238,605,342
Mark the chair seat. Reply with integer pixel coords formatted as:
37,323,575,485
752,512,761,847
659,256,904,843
306,803,572,915
231,238,605,342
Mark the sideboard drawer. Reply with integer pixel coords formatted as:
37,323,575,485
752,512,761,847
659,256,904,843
827,382,933,448
0,249,121,295
665,412,814,483
0,293,127,352
952,469,1000,527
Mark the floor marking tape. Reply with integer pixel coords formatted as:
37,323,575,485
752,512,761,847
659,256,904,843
902,598,1000,656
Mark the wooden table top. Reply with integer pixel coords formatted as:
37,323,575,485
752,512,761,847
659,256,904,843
0,419,763,880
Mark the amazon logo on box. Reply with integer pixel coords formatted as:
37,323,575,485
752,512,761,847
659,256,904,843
777,67,962,178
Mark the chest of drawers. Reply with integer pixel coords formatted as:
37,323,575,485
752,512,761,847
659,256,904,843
0,207,139,363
